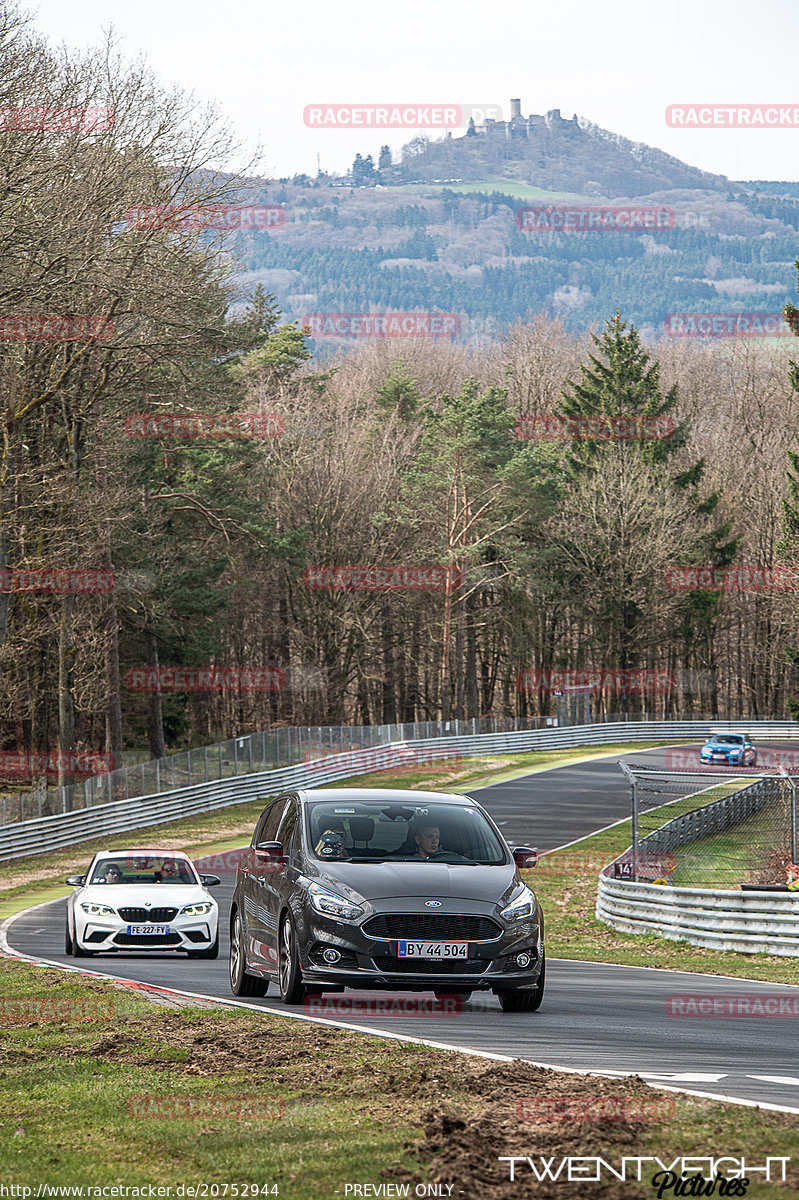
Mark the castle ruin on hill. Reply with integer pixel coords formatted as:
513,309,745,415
468,100,580,138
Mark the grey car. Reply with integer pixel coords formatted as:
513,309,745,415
228,787,544,1013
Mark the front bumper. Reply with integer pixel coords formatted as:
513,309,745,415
77,914,218,952
297,907,543,992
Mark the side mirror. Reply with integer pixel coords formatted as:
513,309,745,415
65,874,85,886
512,846,539,870
255,841,285,873
200,873,221,887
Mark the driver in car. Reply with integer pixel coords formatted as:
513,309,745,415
414,825,440,859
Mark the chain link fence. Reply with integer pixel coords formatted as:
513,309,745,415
615,765,798,888
1,714,560,825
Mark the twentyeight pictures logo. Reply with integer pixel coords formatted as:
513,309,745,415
302,313,460,338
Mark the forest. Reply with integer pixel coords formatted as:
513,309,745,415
1,0,799,808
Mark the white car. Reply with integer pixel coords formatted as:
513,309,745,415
65,849,220,958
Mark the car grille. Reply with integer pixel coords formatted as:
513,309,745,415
371,956,487,975
113,932,182,947
118,907,179,923
363,914,502,941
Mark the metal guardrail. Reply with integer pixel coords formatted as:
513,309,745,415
596,876,799,956
3,718,799,864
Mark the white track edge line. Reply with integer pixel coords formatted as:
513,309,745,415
5,899,799,1114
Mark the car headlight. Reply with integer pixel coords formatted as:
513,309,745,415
308,881,363,921
501,885,536,923
80,903,116,917
180,902,214,916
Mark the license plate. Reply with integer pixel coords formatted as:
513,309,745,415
397,941,468,959
127,924,171,936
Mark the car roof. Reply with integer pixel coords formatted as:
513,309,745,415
296,787,476,806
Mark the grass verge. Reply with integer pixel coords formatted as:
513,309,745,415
528,804,799,983
0,957,797,1198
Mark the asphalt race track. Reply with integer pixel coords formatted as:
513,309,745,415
7,742,799,1112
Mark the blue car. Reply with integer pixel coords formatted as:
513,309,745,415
699,733,757,767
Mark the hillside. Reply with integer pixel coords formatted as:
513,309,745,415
383,106,729,197
225,109,799,342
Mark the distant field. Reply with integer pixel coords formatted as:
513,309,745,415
387,179,597,202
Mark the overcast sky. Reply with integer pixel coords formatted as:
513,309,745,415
30,0,799,182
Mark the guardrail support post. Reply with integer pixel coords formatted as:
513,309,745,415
790,776,798,866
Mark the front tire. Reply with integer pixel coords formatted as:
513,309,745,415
229,910,268,996
278,912,307,1005
497,954,545,1013
70,931,94,958
65,920,73,955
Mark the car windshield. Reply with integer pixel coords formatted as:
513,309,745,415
306,801,508,865
711,736,743,746
89,855,198,885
